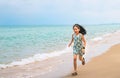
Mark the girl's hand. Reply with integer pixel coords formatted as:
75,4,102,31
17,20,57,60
82,46,85,54
68,34,74,47
68,43,71,47
83,46,85,49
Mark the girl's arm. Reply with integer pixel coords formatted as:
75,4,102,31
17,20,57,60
82,35,86,47
68,34,74,47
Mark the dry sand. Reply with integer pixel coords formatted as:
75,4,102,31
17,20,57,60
65,44,120,78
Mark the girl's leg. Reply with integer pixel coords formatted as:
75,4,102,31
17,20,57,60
79,55,83,61
79,55,85,65
73,54,77,72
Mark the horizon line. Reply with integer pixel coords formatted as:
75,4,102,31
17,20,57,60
0,23,120,27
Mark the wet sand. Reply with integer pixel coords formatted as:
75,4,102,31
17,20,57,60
0,31,120,78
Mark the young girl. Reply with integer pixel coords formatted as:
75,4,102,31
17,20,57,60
68,24,87,75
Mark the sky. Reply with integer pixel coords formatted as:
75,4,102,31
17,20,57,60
0,0,120,25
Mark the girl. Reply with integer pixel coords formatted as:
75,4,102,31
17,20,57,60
68,24,87,75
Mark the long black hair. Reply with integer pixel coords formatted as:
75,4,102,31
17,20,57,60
73,24,87,35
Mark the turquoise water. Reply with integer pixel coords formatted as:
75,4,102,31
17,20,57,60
0,24,120,65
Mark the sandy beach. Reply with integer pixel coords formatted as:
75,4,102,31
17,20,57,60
65,44,120,78
0,30,120,78
0,0,120,77
0,42,120,78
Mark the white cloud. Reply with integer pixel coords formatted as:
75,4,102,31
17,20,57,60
1,0,119,13
0,0,120,24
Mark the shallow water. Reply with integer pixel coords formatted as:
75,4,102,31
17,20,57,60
0,24,120,68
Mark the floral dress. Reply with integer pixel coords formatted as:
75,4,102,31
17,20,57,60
73,33,84,56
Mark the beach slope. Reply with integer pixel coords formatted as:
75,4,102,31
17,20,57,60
65,44,120,78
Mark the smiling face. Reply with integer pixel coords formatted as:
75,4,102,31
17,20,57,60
73,26,80,34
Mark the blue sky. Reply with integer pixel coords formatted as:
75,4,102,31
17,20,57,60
0,0,120,25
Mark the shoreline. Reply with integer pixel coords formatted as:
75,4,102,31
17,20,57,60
65,43,120,78
0,30,120,69
0,31,120,78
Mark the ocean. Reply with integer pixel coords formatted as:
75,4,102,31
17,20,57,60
0,24,120,68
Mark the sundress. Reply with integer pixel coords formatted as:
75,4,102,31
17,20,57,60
73,33,84,56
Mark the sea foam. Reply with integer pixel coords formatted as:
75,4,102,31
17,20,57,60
0,46,72,69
